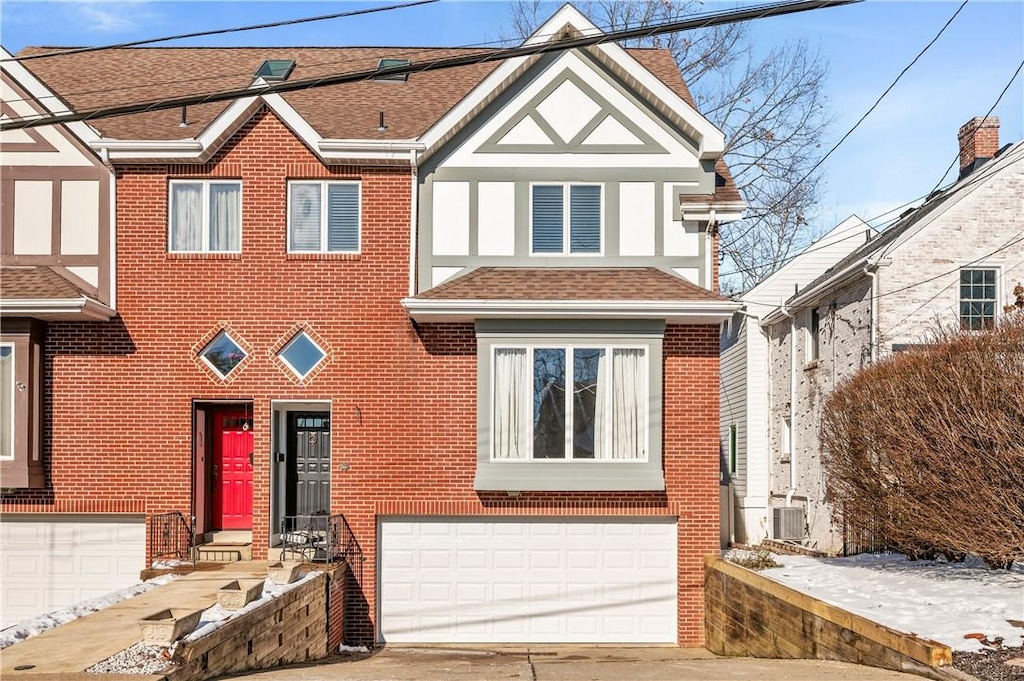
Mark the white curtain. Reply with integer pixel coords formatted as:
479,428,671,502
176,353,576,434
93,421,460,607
209,183,240,251
170,183,202,251
591,349,609,458
611,349,644,459
290,183,322,251
493,348,529,459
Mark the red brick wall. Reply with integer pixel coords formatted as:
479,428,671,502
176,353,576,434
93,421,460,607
0,107,721,647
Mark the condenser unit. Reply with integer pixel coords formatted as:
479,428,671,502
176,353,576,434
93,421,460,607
773,506,805,541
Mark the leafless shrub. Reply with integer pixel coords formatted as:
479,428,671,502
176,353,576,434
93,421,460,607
727,549,782,571
821,314,1024,569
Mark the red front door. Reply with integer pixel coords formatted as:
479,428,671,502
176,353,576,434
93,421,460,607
212,411,253,530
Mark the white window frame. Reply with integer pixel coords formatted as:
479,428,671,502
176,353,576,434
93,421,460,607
199,330,247,379
167,179,242,254
0,342,14,461
278,331,327,380
805,307,820,363
959,266,1001,330
489,342,648,462
528,182,604,256
287,180,362,254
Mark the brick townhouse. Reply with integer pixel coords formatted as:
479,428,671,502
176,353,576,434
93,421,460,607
1,5,743,644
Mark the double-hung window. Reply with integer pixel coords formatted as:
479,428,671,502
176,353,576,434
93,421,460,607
288,181,360,253
960,268,997,330
492,344,647,461
168,180,241,253
531,183,601,254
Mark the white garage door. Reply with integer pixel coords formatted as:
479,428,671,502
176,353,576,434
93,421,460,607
379,518,677,643
1,515,146,628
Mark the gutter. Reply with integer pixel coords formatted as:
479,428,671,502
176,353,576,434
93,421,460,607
1,297,116,321
401,298,740,324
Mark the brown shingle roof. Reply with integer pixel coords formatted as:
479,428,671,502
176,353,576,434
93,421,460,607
414,267,727,301
17,46,701,142
0,266,92,300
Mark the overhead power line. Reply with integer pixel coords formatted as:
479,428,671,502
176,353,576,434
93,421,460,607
719,0,971,253
0,0,440,63
0,0,861,132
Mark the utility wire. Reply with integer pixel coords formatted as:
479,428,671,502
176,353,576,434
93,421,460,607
719,0,971,253
0,0,440,63
0,0,861,131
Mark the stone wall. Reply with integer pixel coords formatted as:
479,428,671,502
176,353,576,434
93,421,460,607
705,557,952,680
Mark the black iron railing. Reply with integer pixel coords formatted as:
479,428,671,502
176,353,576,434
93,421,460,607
280,513,363,566
148,511,195,566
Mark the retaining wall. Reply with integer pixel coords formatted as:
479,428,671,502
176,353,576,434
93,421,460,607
705,556,954,680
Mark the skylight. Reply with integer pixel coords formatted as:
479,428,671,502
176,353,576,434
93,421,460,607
375,58,411,82
255,59,296,82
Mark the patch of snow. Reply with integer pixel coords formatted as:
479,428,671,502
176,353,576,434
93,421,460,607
0,574,177,650
761,553,1024,652
339,644,370,653
182,571,320,643
151,559,192,569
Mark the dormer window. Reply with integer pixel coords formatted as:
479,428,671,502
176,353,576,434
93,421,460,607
375,58,411,82
255,59,295,82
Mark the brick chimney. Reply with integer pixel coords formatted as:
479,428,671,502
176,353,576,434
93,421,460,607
958,116,1000,177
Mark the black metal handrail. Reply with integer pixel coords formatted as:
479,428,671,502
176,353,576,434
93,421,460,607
148,511,195,566
280,513,363,565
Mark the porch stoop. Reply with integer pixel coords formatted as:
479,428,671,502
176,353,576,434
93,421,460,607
195,531,253,563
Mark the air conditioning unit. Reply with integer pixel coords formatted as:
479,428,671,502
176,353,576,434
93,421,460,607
773,506,805,541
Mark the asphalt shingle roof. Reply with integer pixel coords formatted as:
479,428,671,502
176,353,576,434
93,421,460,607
413,267,728,302
0,266,93,300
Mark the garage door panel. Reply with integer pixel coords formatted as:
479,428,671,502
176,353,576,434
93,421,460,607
379,519,677,644
1,517,145,628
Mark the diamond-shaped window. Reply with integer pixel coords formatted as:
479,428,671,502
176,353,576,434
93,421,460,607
278,331,325,380
200,331,247,378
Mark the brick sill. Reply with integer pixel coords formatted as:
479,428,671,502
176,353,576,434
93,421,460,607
167,252,242,261
286,253,362,261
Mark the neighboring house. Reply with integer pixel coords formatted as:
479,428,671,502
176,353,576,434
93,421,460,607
0,4,744,645
720,215,872,546
0,49,128,622
752,118,1023,554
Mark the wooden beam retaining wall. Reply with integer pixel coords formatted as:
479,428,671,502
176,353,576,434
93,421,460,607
705,556,955,680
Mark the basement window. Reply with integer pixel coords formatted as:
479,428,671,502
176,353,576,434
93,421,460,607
375,58,410,82
255,59,296,82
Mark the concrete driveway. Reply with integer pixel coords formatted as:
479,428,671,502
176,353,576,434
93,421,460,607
221,646,927,680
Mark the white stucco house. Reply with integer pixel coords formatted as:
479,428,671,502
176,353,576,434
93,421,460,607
721,117,1024,553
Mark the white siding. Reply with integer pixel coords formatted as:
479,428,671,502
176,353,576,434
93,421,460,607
431,182,470,256
477,182,516,256
13,180,52,254
618,182,655,256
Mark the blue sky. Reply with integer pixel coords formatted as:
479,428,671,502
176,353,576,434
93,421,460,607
2,0,1022,234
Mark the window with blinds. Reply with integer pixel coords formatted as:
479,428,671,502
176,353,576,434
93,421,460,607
531,183,601,255
288,181,361,253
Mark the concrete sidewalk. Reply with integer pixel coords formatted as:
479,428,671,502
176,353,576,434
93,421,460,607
0,562,267,678
224,646,927,681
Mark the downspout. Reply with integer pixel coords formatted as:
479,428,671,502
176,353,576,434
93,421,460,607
864,260,879,363
706,209,717,290
408,148,418,298
781,300,797,506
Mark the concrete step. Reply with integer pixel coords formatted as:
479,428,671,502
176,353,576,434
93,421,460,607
196,542,252,563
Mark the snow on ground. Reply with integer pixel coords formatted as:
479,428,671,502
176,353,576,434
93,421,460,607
758,553,1024,652
0,574,177,650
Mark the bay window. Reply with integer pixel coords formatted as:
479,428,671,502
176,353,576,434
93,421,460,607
493,345,647,461
476,321,664,492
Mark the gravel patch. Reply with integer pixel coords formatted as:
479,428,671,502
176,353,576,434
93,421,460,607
953,646,1024,681
86,642,173,675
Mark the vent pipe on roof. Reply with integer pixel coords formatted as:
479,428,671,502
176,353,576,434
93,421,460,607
179,106,188,128
378,111,387,132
